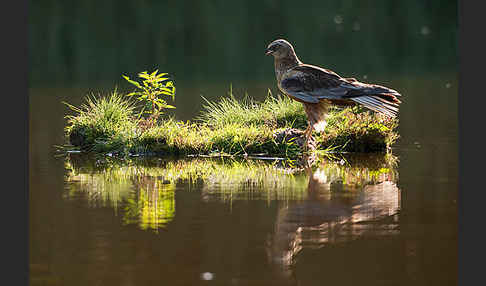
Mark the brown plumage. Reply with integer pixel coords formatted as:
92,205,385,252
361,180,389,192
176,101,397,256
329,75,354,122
265,39,402,147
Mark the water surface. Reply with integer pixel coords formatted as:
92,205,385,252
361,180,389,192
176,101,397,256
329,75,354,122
29,82,458,285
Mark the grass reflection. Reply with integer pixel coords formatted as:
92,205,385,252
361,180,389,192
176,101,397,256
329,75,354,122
312,152,398,191
64,153,398,232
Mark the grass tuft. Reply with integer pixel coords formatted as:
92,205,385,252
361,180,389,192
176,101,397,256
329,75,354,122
198,88,307,129
64,90,139,153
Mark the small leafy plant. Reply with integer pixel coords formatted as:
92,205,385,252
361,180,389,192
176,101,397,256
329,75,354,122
122,70,176,128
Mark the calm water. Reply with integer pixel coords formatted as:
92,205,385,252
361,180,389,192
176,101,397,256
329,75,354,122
29,74,457,286
29,1,457,285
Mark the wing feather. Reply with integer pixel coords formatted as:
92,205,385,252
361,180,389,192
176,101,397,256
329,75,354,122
279,64,401,117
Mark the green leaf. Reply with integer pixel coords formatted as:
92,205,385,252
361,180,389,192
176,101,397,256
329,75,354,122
156,73,168,78
160,87,174,93
138,73,150,79
122,75,142,89
150,69,159,77
154,101,166,109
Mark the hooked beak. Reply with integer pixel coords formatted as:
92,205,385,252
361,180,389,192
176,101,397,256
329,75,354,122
265,48,273,56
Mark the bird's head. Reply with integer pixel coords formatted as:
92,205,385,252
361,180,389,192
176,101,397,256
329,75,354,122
265,39,296,59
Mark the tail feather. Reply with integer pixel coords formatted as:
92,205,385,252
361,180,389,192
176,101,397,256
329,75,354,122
344,82,402,117
351,95,400,118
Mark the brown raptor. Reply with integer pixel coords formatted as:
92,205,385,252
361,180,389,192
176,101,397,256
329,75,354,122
265,39,402,148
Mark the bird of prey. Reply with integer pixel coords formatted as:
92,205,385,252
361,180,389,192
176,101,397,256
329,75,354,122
265,39,402,148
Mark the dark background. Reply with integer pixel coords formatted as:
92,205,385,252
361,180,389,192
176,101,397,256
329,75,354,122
29,0,457,87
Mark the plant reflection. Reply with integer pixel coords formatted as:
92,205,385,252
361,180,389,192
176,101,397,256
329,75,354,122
65,158,178,231
64,153,399,242
122,181,175,231
64,155,311,231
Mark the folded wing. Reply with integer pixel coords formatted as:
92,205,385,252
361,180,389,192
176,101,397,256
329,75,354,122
280,64,402,117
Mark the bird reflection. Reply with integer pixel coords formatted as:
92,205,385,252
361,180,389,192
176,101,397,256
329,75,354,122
266,159,400,271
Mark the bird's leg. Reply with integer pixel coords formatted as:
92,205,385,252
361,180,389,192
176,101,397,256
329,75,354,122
303,124,310,137
306,127,313,146
303,124,313,151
